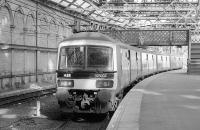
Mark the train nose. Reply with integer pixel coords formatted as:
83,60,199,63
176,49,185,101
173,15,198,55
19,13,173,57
97,89,111,103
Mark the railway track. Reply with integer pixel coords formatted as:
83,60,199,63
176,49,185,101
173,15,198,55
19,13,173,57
0,94,110,130
55,114,110,130
0,88,56,106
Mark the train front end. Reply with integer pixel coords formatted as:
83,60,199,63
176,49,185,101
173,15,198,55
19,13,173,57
56,40,117,114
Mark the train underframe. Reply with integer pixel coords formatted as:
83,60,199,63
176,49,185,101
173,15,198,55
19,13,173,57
56,88,118,114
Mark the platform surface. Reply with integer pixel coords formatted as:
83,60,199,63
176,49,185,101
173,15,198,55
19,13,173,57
107,70,200,130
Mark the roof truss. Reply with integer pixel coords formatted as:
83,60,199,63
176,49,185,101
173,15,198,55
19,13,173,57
46,0,200,31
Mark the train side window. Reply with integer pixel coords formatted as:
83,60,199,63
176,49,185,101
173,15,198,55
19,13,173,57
127,50,130,60
136,52,138,61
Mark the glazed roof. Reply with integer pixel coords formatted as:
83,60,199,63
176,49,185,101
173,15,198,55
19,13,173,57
49,0,200,30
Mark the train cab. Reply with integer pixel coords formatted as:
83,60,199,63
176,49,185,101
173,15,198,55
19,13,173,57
56,32,120,113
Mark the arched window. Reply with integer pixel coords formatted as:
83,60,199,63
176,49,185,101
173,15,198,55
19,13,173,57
12,9,25,75
13,9,24,45
24,13,36,75
25,13,36,46
0,7,11,44
48,19,58,48
0,6,12,76
38,16,48,47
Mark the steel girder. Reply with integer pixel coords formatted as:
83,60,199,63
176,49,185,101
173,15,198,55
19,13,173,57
101,29,189,46
85,0,200,30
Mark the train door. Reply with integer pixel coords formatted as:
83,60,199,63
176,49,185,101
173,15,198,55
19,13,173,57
151,54,155,73
161,56,163,70
130,50,137,81
148,54,153,74
166,56,170,69
147,54,149,74
156,54,158,71
136,52,139,76
162,56,165,69
137,52,142,77
153,54,157,72
157,55,161,71
165,56,167,69
170,56,173,69
121,48,131,87
142,53,148,75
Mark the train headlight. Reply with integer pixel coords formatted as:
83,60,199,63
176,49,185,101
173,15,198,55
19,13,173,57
96,80,113,88
58,80,74,87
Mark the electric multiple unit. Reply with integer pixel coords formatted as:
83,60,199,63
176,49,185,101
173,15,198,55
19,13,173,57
56,32,183,114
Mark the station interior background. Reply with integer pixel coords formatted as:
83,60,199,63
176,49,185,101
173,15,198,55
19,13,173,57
0,0,189,93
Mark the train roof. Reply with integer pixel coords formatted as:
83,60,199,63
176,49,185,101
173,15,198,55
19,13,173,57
61,32,139,48
63,32,116,42
60,32,178,57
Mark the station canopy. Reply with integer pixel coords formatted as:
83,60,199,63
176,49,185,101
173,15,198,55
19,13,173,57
101,29,189,46
47,0,196,45
49,0,200,30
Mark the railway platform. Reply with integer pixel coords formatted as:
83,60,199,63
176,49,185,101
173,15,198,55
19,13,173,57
0,82,56,106
107,69,200,130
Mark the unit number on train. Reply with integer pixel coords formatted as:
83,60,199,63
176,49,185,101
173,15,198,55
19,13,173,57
95,74,108,78
64,74,71,78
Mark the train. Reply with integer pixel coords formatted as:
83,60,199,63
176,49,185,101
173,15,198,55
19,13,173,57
55,32,183,114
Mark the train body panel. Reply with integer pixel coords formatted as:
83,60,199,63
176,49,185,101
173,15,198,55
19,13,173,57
56,32,183,114
148,54,155,74
157,55,163,71
137,52,142,77
152,54,157,73
141,53,149,76
120,48,131,88
130,50,138,81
